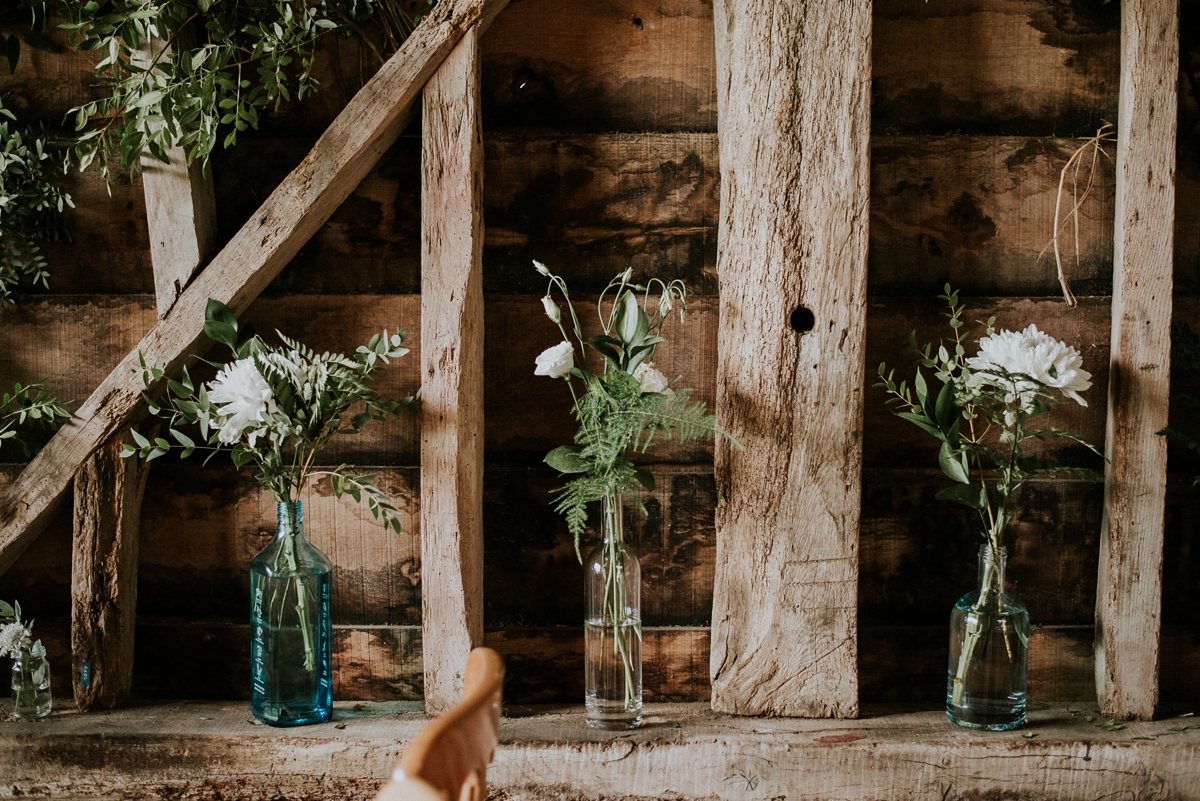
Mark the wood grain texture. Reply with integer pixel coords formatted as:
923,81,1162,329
0,0,510,578
709,0,870,717
420,26,486,714
70,429,152,710
141,152,216,316
873,0,1120,136
5,702,1200,801
1095,0,1178,721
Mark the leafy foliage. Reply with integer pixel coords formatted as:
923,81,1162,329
126,299,417,533
0,1,62,74
1158,322,1200,484
0,96,73,302
535,263,736,557
58,0,436,181
0,380,71,457
876,285,1102,550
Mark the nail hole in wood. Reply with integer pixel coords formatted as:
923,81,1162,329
790,306,815,334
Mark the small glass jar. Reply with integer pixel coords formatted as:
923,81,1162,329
11,643,52,719
584,494,642,729
946,544,1030,730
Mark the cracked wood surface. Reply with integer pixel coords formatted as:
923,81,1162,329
2,702,1198,800
420,25,486,714
1095,0,1178,721
0,0,510,579
710,0,870,716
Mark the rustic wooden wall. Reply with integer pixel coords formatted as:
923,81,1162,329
0,0,1196,708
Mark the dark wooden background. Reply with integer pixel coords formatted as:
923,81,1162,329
0,0,1197,707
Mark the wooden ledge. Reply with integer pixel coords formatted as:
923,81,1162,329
2,701,1198,800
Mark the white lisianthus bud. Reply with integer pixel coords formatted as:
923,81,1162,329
541,296,561,324
659,291,673,314
621,267,633,283
533,260,551,277
633,362,670,394
534,341,575,378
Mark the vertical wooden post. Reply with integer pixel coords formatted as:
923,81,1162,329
71,430,152,710
72,39,217,710
709,0,870,717
136,37,217,317
1095,0,1178,721
420,24,485,714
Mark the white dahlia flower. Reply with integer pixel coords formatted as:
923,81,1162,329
207,358,276,447
967,324,1092,409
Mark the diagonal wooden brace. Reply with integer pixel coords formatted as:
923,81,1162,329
0,0,510,579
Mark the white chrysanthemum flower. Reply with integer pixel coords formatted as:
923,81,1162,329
207,358,276,447
0,622,30,659
633,362,671,394
535,341,575,378
967,324,1092,409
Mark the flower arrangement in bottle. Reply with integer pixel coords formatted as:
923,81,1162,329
532,261,736,728
876,286,1102,730
125,299,415,725
1,599,52,719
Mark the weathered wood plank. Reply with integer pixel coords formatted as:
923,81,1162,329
141,152,216,316
1095,0,1178,721
209,132,1128,298
873,0,1120,136
70,429,152,710
420,25,486,714
710,0,869,717
0,0,511,578
6,701,1200,801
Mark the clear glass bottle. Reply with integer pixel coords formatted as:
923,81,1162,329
947,544,1030,730
250,501,333,727
11,641,52,719
584,494,642,729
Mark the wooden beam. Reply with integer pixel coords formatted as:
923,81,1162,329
419,25,485,714
0,0,510,577
1095,0,1178,721
70,428,152,710
3,701,1199,800
135,37,218,317
709,0,870,716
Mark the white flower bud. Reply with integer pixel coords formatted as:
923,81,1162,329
659,291,673,314
533,260,551,277
541,296,561,324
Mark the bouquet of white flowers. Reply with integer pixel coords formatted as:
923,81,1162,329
124,300,415,531
877,286,1102,727
533,261,735,725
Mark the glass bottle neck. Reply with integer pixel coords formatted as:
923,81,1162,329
601,494,624,546
978,543,1006,597
276,501,306,540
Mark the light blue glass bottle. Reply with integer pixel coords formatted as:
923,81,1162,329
946,544,1029,731
250,501,332,726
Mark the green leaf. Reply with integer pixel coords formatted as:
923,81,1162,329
130,429,150,448
938,441,970,484
895,411,943,440
935,483,986,511
914,368,929,412
934,379,957,431
633,467,656,492
170,429,195,448
204,299,239,350
544,445,590,474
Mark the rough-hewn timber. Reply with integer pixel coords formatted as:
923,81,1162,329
710,0,870,717
2,702,1198,801
1095,0,1178,721
0,0,512,578
420,24,486,714
70,429,153,710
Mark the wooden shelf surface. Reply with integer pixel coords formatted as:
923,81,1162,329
2,701,1198,800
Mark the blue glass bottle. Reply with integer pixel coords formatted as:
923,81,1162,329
250,501,332,726
946,544,1029,730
